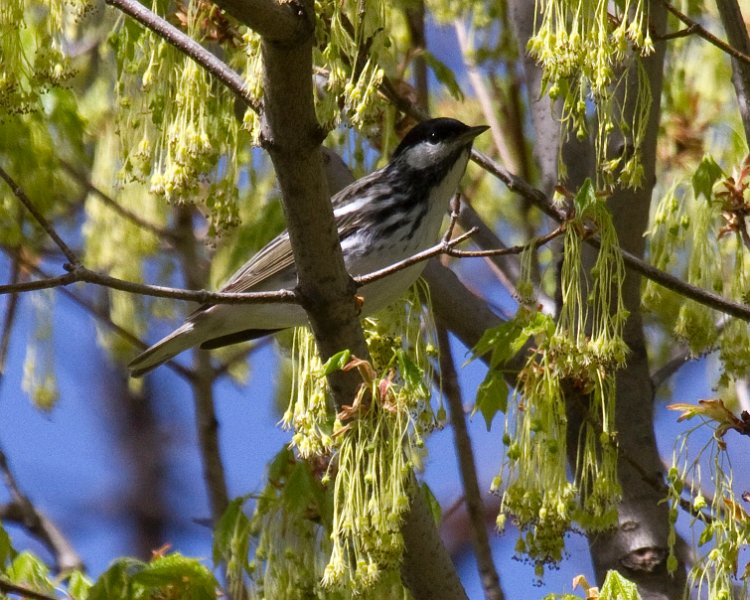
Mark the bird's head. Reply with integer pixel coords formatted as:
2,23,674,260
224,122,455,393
391,118,489,172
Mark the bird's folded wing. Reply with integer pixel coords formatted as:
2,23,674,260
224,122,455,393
219,232,296,293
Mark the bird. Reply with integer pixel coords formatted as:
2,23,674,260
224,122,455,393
128,118,489,377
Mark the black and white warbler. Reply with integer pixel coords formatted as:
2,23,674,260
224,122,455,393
129,118,488,376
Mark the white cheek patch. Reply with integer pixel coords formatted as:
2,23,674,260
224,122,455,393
403,141,450,170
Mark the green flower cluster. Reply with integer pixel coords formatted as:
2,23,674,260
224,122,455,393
666,436,750,600
0,0,87,117
527,0,654,189
283,285,438,592
111,0,242,236
644,156,750,383
495,182,627,573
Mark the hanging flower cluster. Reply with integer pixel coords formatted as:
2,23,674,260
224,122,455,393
527,0,654,189
487,181,628,574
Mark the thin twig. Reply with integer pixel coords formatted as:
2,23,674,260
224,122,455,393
0,579,58,600
60,160,173,240
0,257,21,377
472,149,750,322
104,0,259,112
662,0,750,66
0,265,297,305
355,226,564,287
0,245,195,381
0,447,83,572
0,166,79,266
655,24,698,41
437,324,505,600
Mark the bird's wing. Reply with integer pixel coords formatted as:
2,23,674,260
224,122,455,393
219,232,296,294
208,167,390,296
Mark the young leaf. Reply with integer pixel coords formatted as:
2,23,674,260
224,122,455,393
599,569,642,600
321,349,352,375
421,482,442,525
473,370,508,431
424,52,465,101
87,558,145,600
692,155,724,201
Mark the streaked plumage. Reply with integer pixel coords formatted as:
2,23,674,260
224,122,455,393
129,118,488,376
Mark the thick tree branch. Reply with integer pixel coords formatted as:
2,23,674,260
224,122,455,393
104,0,259,111
211,0,314,44
437,324,505,600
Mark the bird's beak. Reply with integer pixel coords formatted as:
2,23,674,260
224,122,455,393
455,124,490,147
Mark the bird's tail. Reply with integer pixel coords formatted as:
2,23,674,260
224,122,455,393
128,322,203,377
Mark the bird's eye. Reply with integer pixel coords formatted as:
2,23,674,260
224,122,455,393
428,131,439,144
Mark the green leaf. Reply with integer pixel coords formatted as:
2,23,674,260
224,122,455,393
692,154,724,201
133,554,218,599
0,522,15,567
321,349,352,375
471,308,552,368
473,371,508,431
599,569,642,600
7,552,54,593
397,350,429,397
86,558,145,600
573,178,597,216
65,570,92,600
212,496,251,566
420,482,442,525
424,52,465,101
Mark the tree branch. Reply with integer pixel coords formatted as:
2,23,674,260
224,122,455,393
211,0,314,44
173,206,230,522
355,224,564,287
0,579,58,600
662,0,750,67
0,447,83,572
0,245,195,381
0,265,297,305
714,0,750,141
104,0,259,112
437,324,505,600
471,149,750,322
0,166,79,266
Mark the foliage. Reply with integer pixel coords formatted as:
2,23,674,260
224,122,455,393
665,401,750,599
3,0,750,599
281,285,438,592
527,0,654,188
